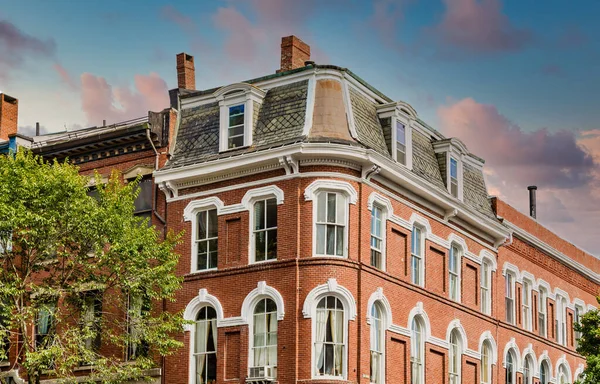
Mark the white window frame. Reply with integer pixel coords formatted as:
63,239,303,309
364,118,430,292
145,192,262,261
556,295,567,346
433,140,465,201
540,360,550,384
505,272,516,324
215,84,266,152
194,208,219,272
448,243,461,302
480,340,493,384
370,205,385,271
538,287,548,337
523,355,534,384
448,329,462,384
522,279,532,331
392,116,413,167
250,198,278,264
249,297,279,376
376,102,414,169
411,225,425,287
410,317,425,384
505,350,516,384
480,261,492,315
369,302,385,384
449,157,460,198
574,304,583,349
183,197,224,274
305,180,358,259
313,296,347,379
193,305,218,384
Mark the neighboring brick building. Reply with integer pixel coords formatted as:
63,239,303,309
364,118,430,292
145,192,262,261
154,36,598,384
1,35,598,384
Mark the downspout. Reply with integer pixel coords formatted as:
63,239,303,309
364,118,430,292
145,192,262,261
146,125,166,225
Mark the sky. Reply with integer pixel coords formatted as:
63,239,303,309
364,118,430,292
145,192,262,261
1,0,599,255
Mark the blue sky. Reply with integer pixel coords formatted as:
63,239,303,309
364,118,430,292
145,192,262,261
1,0,600,254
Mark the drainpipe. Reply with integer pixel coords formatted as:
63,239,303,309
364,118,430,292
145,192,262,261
146,125,166,225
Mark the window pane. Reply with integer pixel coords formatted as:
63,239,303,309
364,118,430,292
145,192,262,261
326,225,335,255
336,194,345,225
229,104,244,116
254,200,265,231
396,122,406,145
316,224,325,254
327,193,336,223
317,192,326,223
266,198,277,228
336,227,344,256
228,135,244,148
198,211,207,240
207,209,218,238
208,239,218,268
267,229,277,260
229,114,244,127
228,124,244,136
134,178,152,212
450,158,458,178
255,232,266,261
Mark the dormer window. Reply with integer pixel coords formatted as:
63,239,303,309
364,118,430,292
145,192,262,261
214,83,266,152
396,121,407,165
449,157,459,198
227,104,245,149
376,101,415,169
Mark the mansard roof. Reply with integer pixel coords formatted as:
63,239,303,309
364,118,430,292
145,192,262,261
165,64,495,219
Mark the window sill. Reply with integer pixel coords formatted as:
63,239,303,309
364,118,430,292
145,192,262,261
219,145,250,154
0,361,9,367
313,254,347,259
251,258,278,265
190,267,218,274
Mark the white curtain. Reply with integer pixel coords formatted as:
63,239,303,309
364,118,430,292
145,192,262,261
333,311,343,376
315,309,328,372
254,313,266,366
210,319,217,352
268,312,277,365
371,351,380,383
195,320,208,383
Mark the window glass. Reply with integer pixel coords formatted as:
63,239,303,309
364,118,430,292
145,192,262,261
315,193,346,257
396,121,406,164
481,341,491,384
127,293,150,360
195,306,217,384
505,352,514,384
410,318,424,384
134,177,152,213
370,206,383,269
36,303,56,347
540,362,548,384
481,262,491,314
196,210,218,271
81,291,103,358
370,304,383,383
523,281,531,330
411,226,423,286
252,298,278,371
254,199,277,262
450,158,458,197
539,289,547,337
505,274,514,324
449,330,461,384
315,296,345,377
228,104,245,149
524,356,533,384
449,245,460,301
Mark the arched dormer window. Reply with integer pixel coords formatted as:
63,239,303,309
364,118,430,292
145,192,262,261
214,83,266,152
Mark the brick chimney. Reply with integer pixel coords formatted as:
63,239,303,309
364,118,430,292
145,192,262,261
0,93,18,141
176,53,196,90
279,35,311,73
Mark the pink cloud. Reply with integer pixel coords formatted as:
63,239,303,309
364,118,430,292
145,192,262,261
437,97,600,254
53,63,78,90
431,0,532,54
0,20,56,79
367,0,409,47
212,6,268,64
160,5,195,32
81,72,169,126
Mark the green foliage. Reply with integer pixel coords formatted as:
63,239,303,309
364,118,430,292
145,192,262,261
575,297,600,384
0,151,185,383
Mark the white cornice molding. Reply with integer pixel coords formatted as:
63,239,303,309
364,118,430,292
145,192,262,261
504,219,600,285
304,179,358,204
240,281,285,323
302,278,357,320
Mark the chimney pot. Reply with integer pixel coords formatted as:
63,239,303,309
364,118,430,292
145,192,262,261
278,35,311,73
35,122,40,136
527,185,537,219
103,119,106,127
177,52,196,90
0,93,18,141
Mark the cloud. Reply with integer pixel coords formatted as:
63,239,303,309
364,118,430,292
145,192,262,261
557,25,588,49
437,97,596,189
53,63,78,90
160,5,195,32
429,0,533,54
80,72,169,126
367,0,407,48
0,20,56,79
437,97,600,254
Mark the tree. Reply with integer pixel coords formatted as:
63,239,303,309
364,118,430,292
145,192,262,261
0,151,184,384
575,298,600,384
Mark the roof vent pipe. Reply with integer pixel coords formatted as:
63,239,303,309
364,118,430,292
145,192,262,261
527,186,537,219
35,122,40,136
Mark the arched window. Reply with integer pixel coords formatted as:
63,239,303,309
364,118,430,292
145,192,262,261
370,303,384,383
540,360,550,384
410,317,424,384
251,298,278,372
449,244,461,301
449,330,462,384
315,192,348,257
194,306,217,384
558,364,569,384
505,350,516,384
480,340,492,384
523,355,533,384
315,296,345,378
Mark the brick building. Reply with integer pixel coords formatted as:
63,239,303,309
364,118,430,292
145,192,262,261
1,35,598,384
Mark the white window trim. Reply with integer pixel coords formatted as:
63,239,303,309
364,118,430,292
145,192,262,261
242,281,284,375
183,289,224,384
376,102,415,169
215,83,266,152
447,323,465,384
555,359,572,384
555,295,568,346
448,242,462,303
478,331,498,365
304,180,358,258
244,186,285,264
522,279,533,331
367,193,393,271
392,116,413,168
302,278,356,380
410,315,426,384
448,155,463,200
410,224,426,287
480,260,492,315
366,290,392,383
369,204,386,271
183,197,224,274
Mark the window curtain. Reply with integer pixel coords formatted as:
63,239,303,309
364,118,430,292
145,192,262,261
38,308,51,335
371,351,379,383
254,313,266,366
267,312,277,365
195,320,208,383
315,309,328,373
332,310,343,376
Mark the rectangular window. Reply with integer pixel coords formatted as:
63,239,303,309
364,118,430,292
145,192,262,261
253,198,278,262
81,291,103,358
411,226,423,286
480,263,491,315
450,158,458,198
36,303,56,348
575,306,582,349
396,121,406,165
505,274,514,324
522,281,531,331
126,294,150,360
196,209,218,271
370,206,383,270
315,192,346,257
538,289,547,337
228,104,245,149
449,245,460,301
